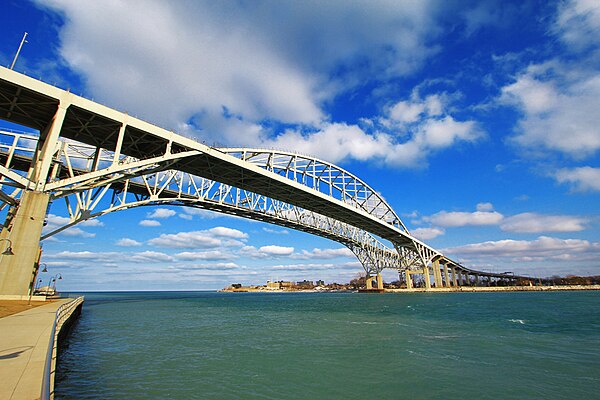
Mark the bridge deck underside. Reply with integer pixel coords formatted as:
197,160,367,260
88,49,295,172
0,77,413,247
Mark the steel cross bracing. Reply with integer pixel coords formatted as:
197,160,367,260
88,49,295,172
0,130,401,275
0,66,462,276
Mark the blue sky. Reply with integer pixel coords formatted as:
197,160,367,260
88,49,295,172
1,0,599,290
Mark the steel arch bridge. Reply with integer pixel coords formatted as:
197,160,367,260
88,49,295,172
0,66,519,296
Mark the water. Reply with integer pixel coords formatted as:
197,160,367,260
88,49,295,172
55,291,600,399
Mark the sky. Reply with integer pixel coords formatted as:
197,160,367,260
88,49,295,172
0,0,599,291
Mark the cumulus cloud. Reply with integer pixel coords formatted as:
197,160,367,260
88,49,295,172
500,213,587,233
207,227,248,239
423,204,588,234
116,238,142,247
446,236,600,264
34,1,480,168
554,167,600,192
38,1,441,129
147,227,246,249
139,219,161,227
258,245,295,256
42,214,97,238
293,247,355,260
146,209,177,219
174,251,233,261
264,92,481,166
501,61,600,157
411,227,445,240
427,209,503,227
499,1,600,159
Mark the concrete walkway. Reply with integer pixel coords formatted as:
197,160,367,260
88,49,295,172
0,299,71,400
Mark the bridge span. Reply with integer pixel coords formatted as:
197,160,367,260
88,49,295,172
0,66,522,295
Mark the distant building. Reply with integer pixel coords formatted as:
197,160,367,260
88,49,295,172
266,280,294,289
296,280,314,288
315,280,325,286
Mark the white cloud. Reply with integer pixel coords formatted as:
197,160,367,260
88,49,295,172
293,247,355,260
207,227,248,239
39,1,441,132
42,214,97,238
259,245,294,256
147,230,223,249
139,219,161,227
146,209,177,219
554,167,600,192
35,1,480,169
174,251,233,261
81,219,104,227
262,227,289,235
116,238,142,247
411,227,445,240
476,202,494,212
446,236,600,264
146,227,246,249
500,213,587,233
265,92,481,167
427,210,503,227
130,251,173,263
554,0,600,51
501,61,600,158
180,208,221,219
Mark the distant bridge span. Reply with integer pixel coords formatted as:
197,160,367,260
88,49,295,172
0,66,519,295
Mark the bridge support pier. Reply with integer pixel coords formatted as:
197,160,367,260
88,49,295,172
376,273,383,290
451,266,458,287
405,270,413,289
423,266,431,290
0,191,51,295
432,260,443,288
443,264,450,287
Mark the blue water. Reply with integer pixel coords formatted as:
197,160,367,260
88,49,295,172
55,291,600,399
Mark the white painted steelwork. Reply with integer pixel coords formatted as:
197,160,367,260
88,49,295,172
0,65,521,290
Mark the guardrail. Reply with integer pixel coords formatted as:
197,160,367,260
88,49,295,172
40,296,84,400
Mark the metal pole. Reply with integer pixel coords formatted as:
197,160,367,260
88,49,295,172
10,32,28,70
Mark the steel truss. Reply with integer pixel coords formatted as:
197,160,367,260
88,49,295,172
0,130,405,274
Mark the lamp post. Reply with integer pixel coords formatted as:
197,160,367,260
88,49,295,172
51,273,62,294
0,238,14,256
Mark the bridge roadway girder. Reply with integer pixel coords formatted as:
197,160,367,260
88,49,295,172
0,66,521,294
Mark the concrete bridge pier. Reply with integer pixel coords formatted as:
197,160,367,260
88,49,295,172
443,264,450,287
365,273,383,290
405,270,413,289
0,191,51,295
451,266,458,287
423,266,431,290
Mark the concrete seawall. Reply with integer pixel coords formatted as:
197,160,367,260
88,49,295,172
0,297,83,400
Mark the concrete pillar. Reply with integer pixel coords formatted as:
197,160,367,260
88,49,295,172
423,266,431,290
475,274,480,286
0,191,51,295
443,264,450,288
452,267,458,287
432,260,442,288
376,272,383,290
366,275,373,290
405,270,413,289
462,272,468,286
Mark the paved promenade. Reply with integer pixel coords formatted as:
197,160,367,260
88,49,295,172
0,299,72,400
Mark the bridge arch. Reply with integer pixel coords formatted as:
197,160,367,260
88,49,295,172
0,66,522,295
